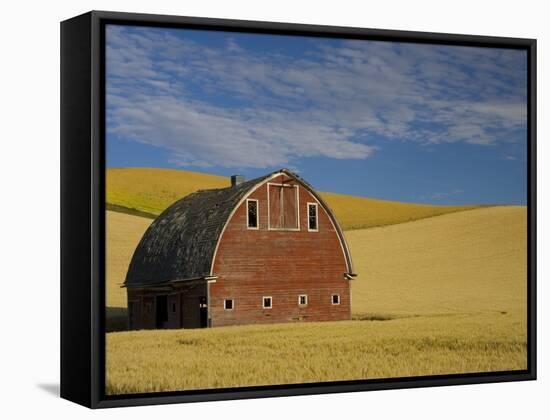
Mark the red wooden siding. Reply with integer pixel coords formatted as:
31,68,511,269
210,174,351,327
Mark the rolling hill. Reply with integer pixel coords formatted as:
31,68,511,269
105,206,527,394
347,205,527,318
106,206,526,319
107,168,481,230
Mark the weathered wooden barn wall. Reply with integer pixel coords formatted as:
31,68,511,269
127,290,154,330
179,283,208,328
166,293,181,328
141,296,155,329
127,282,207,329
210,174,351,327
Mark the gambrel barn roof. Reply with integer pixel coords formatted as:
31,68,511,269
124,169,354,288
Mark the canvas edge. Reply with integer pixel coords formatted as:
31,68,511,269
59,9,537,409
60,11,94,408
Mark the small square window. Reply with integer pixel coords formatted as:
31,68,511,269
298,295,308,306
224,299,234,310
263,296,272,309
331,294,340,305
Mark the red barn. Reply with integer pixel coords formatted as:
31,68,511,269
124,169,356,329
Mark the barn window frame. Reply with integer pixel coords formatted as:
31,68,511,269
267,182,300,231
263,296,273,309
298,294,308,306
307,202,318,232
246,198,259,230
331,294,340,305
224,299,234,311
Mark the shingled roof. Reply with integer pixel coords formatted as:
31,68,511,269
124,169,354,288
124,172,273,288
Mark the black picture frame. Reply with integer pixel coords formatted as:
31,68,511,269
60,10,537,409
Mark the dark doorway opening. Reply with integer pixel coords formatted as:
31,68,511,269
128,301,135,329
156,295,168,328
199,296,208,328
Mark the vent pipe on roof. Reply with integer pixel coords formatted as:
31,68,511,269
231,175,245,187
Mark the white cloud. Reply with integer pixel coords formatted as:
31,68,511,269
108,94,375,168
106,25,527,169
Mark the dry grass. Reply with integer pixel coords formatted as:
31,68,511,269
106,167,479,230
105,206,527,394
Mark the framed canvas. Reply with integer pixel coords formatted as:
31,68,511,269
60,10,536,408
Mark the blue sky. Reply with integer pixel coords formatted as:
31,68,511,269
106,25,527,205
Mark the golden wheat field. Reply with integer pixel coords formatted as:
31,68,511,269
320,191,480,230
107,168,229,216
348,206,527,318
106,314,526,394
105,205,527,394
106,168,479,230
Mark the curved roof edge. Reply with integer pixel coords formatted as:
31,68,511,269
209,168,355,276
125,168,355,288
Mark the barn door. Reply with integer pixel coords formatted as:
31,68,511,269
199,296,208,328
155,295,168,328
269,184,298,229
142,296,155,329
128,301,141,330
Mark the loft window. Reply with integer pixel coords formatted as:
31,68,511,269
308,203,318,231
268,183,299,230
224,299,234,310
263,296,272,309
298,295,308,306
247,199,259,229
332,294,340,305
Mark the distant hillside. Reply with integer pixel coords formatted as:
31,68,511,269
107,167,481,230
319,192,481,231
107,168,229,216
346,205,527,318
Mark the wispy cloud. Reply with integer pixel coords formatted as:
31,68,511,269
106,25,527,169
